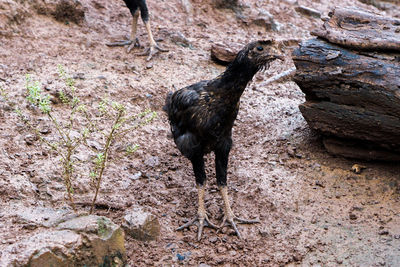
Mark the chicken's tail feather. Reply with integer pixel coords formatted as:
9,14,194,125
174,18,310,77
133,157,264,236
163,92,173,113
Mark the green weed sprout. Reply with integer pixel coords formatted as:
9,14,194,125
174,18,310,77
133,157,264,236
4,66,157,213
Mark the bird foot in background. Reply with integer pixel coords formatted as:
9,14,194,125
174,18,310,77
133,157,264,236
127,38,141,53
218,215,260,239
136,43,169,61
176,214,218,241
106,38,140,51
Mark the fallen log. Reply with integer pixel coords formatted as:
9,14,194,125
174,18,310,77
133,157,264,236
292,7,400,160
312,7,400,51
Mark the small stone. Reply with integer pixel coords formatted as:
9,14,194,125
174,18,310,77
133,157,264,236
39,126,51,134
130,171,142,180
146,62,153,69
251,9,282,32
336,258,343,264
378,229,389,235
171,32,191,47
349,213,357,220
73,72,85,80
311,215,318,224
144,156,160,167
24,134,38,145
209,236,218,243
2,215,126,266
122,206,160,241
177,253,185,261
198,264,212,267
352,164,366,174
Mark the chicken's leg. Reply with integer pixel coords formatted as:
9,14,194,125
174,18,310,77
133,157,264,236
176,155,218,241
136,20,168,61
127,9,141,53
105,10,140,49
176,185,218,240
218,186,260,239
215,139,259,239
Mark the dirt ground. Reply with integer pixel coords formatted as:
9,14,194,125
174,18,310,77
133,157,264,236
0,0,400,266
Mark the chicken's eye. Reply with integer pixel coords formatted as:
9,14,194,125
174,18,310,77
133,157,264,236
256,46,263,51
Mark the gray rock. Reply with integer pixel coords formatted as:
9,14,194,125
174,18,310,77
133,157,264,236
122,206,160,241
1,215,126,266
171,32,191,47
24,134,38,145
129,171,142,180
253,9,283,32
10,204,75,228
144,156,160,167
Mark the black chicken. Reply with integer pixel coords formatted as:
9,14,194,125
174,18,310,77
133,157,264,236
109,0,167,60
164,40,283,240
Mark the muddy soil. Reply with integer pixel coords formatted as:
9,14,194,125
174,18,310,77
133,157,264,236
0,0,399,266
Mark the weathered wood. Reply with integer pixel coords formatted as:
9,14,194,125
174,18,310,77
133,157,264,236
312,7,400,51
210,43,238,65
323,137,400,161
293,38,400,154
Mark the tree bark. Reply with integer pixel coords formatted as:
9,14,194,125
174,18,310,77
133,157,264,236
293,37,400,158
312,7,400,51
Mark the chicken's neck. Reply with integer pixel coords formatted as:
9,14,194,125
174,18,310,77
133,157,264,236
216,63,259,102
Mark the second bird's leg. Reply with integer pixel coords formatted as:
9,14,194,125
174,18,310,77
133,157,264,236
136,20,168,61
127,10,141,53
105,10,140,48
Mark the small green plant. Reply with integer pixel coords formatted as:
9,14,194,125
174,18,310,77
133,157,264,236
3,66,157,213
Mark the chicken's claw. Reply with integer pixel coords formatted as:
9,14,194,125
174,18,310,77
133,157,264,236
127,38,141,53
106,40,133,47
176,214,218,241
136,44,169,61
218,216,260,239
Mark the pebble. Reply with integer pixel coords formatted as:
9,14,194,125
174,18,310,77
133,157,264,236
349,213,357,220
209,236,218,243
176,253,185,261
378,229,389,235
146,62,153,69
129,172,142,180
171,32,191,47
24,134,37,145
73,72,85,80
144,156,160,167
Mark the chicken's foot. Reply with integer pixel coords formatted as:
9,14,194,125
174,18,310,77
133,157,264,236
135,20,168,61
106,10,140,51
176,185,218,241
218,186,260,239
